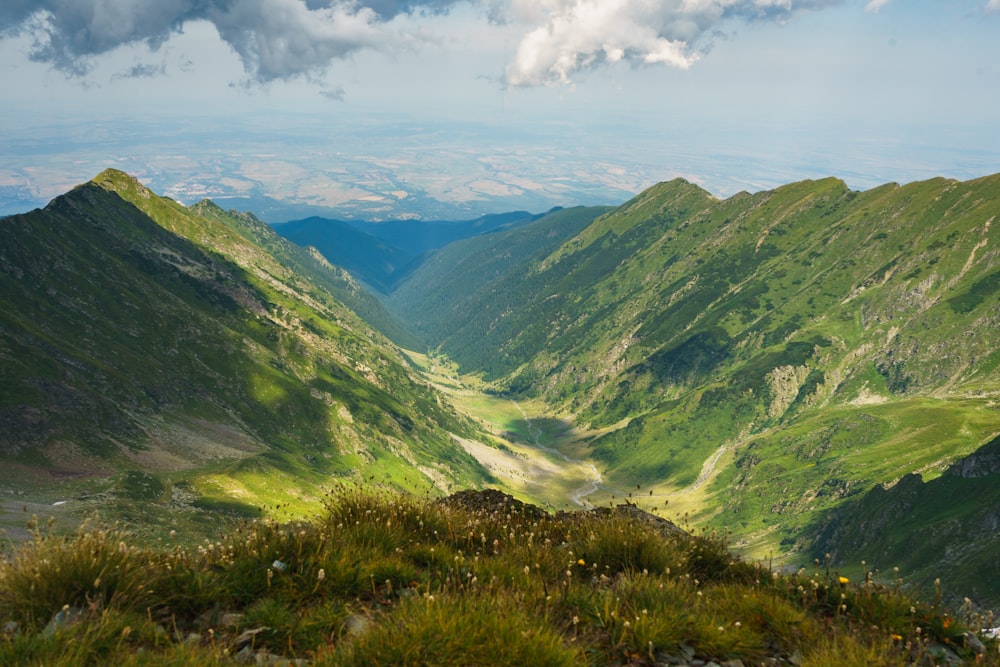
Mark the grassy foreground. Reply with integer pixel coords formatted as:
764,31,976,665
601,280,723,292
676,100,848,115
0,487,995,666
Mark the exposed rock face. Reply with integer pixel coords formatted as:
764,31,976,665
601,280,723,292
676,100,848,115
437,488,551,521
947,434,1000,479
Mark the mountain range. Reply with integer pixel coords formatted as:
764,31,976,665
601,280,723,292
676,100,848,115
2,169,998,608
0,170,492,535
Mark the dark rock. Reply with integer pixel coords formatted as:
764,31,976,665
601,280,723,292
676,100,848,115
43,606,86,636
947,435,1000,479
579,503,686,537
437,488,549,520
234,626,271,648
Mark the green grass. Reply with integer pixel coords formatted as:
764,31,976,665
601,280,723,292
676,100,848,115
703,396,1000,557
1,487,993,666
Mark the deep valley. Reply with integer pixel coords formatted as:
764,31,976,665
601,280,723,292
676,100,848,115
2,168,999,615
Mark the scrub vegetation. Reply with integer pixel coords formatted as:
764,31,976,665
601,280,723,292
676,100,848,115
2,488,994,666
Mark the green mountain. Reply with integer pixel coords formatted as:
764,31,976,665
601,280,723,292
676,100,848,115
385,174,1000,601
270,216,413,293
810,434,1000,607
272,210,542,293
5,168,1000,610
385,205,613,353
0,169,490,535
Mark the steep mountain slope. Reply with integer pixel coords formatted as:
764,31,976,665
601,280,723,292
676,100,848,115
271,216,412,293
272,210,541,292
388,174,1000,575
0,170,490,533
810,433,1000,608
189,201,420,349
386,206,612,355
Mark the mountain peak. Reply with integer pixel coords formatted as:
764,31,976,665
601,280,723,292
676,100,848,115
90,168,153,200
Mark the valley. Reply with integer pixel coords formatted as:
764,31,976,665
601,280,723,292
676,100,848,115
399,349,610,512
2,169,1000,611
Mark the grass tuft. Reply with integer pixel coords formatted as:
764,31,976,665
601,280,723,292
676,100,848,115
1,488,996,666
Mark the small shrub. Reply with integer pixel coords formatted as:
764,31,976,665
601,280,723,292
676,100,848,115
0,518,156,629
328,593,582,667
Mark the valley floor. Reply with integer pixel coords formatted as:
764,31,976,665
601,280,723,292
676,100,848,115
402,350,730,533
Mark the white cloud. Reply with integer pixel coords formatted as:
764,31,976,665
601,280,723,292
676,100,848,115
208,0,383,81
987,0,1000,12
0,0,464,81
500,0,837,87
864,0,892,13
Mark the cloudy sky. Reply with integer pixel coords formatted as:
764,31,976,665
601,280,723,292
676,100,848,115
1,0,999,218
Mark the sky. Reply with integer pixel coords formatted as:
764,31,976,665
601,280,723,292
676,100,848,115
1,0,999,219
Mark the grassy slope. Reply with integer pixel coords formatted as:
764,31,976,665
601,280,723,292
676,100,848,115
191,201,421,349
1,488,992,667
270,216,412,293
0,170,491,537
808,434,1000,608
385,205,612,365
387,174,1000,579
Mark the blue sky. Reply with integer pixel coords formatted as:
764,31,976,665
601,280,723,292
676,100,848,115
1,0,999,219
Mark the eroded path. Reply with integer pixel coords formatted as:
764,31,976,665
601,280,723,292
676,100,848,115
512,401,604,508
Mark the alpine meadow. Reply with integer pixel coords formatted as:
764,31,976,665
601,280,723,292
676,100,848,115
2,166,1000,665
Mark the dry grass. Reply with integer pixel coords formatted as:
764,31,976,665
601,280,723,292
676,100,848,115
1,486,996,666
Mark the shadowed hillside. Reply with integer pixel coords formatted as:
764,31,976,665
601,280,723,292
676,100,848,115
384,173,1000,604
0,170,491,535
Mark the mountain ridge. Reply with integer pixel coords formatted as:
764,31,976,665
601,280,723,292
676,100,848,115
379,170,1000,604
4,168,1000,610
0,169,493,536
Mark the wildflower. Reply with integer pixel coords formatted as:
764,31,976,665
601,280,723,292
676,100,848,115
317,569,326,582
891,634,903,641
838,576,849,585
577,559,586,566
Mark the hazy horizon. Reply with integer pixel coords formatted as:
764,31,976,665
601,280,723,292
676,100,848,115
2,1,998,220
